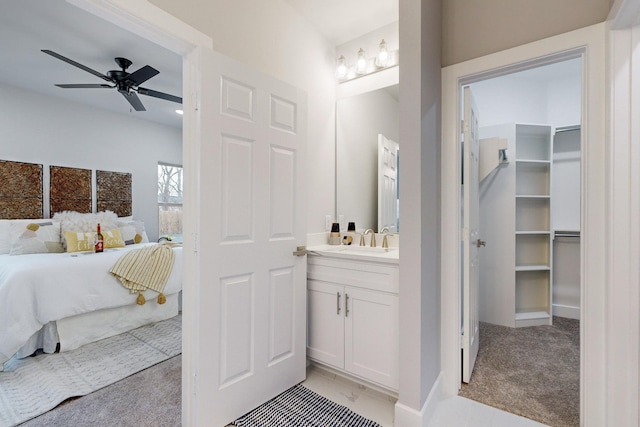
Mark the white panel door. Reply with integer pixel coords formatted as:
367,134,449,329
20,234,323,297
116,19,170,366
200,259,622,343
462,86,481,383
193,48,307,426
378,134,399,232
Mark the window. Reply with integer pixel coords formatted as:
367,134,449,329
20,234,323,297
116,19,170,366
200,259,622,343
158,163,183,242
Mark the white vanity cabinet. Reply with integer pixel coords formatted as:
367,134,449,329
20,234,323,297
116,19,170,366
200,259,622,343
306,254,399,391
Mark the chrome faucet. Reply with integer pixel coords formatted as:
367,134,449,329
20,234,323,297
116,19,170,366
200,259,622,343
379,227,391,248
363,229,376,247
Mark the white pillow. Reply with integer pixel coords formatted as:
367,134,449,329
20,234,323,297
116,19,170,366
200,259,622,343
9,220,63,255
53,210,119,233
53,211,119,250
0,220,11,255
118,219,149,245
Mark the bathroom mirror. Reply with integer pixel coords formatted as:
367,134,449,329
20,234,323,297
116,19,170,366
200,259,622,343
336,83,399,232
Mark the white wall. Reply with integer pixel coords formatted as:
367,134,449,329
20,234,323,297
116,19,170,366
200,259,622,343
470,61,582,128
547,75,582,126
0,82,182,242
471,76,549,126
336,86,398,231
148,0,337,234
442,0,610,66
395,0,442,421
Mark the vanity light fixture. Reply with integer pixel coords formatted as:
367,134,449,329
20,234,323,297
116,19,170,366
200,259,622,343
375,39,389,67
355,48,367,75
335,43,398,81
335,55,348,79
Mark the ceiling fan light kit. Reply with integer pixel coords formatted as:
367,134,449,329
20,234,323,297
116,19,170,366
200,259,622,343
41,49,182,112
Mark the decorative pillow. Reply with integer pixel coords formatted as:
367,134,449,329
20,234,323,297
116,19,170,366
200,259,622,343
0,220,11,255
64,230,96,253
118,220,149,245
103,228,125,249
9,220,63,255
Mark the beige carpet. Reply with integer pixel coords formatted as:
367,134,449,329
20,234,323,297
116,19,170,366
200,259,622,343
459,317,579,426
18,355,182,427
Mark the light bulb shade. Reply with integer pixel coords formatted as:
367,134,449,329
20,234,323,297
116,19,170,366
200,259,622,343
375,39,389,67
335,55,347,79
356,48,367,75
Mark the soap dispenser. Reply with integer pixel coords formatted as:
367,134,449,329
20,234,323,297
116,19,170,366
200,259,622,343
329,223,341,245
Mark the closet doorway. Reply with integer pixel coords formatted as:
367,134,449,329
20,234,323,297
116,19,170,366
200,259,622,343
459,57,582,425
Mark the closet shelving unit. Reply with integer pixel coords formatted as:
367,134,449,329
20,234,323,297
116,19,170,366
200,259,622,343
478,123,553,328
514,124,553,327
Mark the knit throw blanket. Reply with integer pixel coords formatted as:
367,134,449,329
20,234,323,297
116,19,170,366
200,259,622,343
110,242,178,305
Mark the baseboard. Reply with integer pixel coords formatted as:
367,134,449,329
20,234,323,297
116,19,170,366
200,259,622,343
394,371,443,427
553,304,580,320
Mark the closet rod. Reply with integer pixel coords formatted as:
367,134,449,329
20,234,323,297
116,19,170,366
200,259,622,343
554,230,580,238
555,125,581,134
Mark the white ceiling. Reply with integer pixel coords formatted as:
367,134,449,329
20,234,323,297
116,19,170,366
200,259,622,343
0,0,184,129
283,0,399,46
0,0,576,132
0,0,396,130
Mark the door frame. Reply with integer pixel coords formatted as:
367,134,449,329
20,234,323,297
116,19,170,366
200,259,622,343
441,23,607,425
66,0,211,425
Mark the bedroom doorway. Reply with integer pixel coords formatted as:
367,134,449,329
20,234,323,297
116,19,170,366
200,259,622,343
442,23,607,423
65,1,205,424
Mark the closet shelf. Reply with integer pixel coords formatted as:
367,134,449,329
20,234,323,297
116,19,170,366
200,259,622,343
516,194,550,199
516,265,551,271
516,230,551,235
515,159,551,164
515,310,551,321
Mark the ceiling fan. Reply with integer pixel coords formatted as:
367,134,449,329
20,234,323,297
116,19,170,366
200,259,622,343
41,49,182,112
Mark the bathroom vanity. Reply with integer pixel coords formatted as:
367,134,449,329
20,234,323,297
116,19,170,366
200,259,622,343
306,244,399,392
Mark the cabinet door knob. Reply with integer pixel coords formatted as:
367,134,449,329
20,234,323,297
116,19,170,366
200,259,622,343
476,239,486,248
337,292,341,315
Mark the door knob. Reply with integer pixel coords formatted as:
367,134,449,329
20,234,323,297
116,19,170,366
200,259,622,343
292,246,308,256
476,239,486,248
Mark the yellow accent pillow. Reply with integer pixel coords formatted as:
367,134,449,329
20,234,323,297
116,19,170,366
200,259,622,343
103,228,125,248
64,230,96,253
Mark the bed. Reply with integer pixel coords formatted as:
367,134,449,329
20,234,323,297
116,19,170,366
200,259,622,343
0,214,183,372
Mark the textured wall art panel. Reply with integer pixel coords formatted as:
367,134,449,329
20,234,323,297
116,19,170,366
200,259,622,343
96,170,132,216
0,160,43,219
49,166,92,216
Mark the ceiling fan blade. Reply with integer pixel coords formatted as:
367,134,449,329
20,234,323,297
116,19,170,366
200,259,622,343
137,87,182,104
118,89,146,111
55,84,114,89
125,65,159,86
41,49,113,83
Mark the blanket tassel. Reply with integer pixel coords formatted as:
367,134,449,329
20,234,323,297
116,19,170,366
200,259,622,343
137,293,146,305
158,293,166,305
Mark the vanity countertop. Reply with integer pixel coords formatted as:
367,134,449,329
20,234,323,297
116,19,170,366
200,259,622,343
307,244,399,265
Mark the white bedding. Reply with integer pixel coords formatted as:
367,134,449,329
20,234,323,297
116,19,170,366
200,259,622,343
0,243,182,368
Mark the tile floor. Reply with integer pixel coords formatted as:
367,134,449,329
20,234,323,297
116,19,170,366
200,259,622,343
301,365,397,426
302,364,548,427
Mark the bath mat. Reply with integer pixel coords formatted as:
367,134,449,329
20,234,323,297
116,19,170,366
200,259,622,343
234,383,382,427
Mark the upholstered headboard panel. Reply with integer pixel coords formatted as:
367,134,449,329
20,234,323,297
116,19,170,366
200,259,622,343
96,170,132,217
0,160,133,220
50,166,92,215
0,160,43,219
